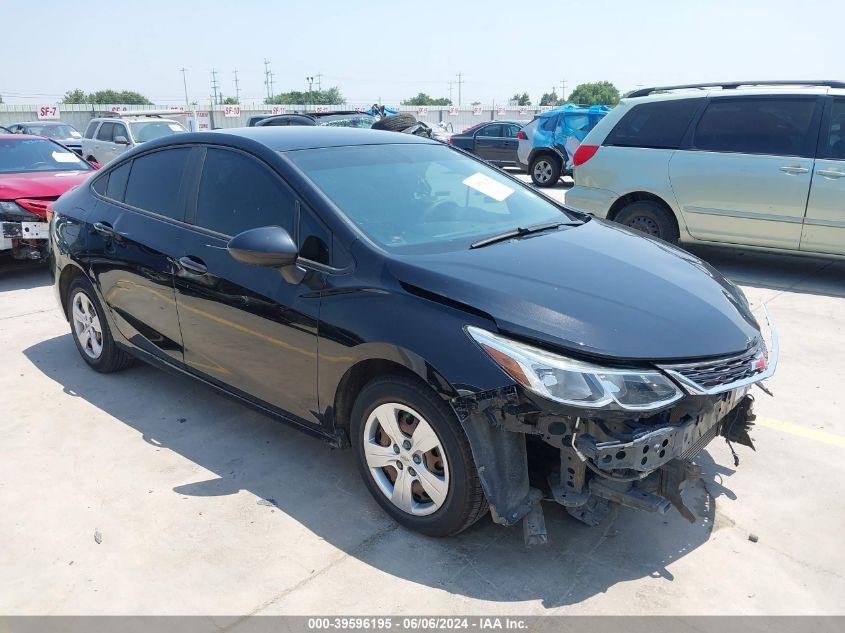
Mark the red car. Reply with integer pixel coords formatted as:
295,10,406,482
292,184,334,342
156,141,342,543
1,135,96,261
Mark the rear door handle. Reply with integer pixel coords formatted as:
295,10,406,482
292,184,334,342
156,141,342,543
93,221,126,238
177,256,208,275
779,165,809,174
817,168,845,179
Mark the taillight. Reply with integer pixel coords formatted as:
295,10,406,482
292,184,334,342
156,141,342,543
573,144,600,167
516,131,527,140
448,136,453,144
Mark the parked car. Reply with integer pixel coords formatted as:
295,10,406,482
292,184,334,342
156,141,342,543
1,135,95,260
517,104,611,186
81,114,187,165
567,80,845,256
246,114,272,127
6,121,84,155
449,120,524,166
255,110,377,128
0,126,10,133
51,126,775,542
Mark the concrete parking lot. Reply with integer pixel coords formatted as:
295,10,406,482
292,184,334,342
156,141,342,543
1,179,844,615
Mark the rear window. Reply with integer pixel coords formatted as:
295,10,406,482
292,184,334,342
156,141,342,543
692,97,817,157
604,99,700,149
84,121,99,139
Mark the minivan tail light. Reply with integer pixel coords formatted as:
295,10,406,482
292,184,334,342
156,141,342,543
448,136,453,144
573,144,600,167
516,131,527,140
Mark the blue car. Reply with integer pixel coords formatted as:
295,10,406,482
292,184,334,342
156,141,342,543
517,104,611,186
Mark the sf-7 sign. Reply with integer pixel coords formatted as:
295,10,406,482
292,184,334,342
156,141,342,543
37,105,60,120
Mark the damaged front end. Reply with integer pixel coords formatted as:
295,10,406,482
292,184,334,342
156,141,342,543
452,315,777,544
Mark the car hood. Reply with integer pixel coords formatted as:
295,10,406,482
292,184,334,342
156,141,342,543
0,170,92,200
387,219,760,361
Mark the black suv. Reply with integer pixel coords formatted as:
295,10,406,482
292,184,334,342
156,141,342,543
50,126,775,542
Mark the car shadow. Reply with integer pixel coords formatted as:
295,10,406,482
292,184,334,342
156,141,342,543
0,261,51,292
687,245,845,300
23,333,736,608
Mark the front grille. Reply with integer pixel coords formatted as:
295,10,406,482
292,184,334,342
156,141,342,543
661,342,766,392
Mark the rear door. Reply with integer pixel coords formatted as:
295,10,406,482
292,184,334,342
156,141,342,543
473,124,505,161
669,95,822,250
95,122,117,164
500,123,521,164
87,147,195,364
801,97,845,255
173,146,321,425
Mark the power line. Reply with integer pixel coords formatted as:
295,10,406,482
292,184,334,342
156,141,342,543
210,68,219,105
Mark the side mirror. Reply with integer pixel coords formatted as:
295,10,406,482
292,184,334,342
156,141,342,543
227,225,298,267
114,135,129,145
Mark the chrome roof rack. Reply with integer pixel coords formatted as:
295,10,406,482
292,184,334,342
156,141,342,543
625,80,845,99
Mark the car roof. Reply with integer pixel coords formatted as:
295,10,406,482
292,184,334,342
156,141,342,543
13,121,69,126
91,117,181,123
209,126,439,151
621,85,835,106
0,134,56,140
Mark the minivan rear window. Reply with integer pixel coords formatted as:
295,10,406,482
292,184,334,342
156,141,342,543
604,99,699,149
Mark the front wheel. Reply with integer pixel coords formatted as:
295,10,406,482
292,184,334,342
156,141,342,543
351,375,488,536
67,277,134,373
529,154,561,187
614,200,680,243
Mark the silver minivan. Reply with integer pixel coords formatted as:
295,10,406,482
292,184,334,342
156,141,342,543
567,80,845,257
82,115,187,166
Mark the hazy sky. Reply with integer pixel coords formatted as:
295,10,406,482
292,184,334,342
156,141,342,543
1,0,838,106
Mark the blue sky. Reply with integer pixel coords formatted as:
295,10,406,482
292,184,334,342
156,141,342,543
1,0,837,106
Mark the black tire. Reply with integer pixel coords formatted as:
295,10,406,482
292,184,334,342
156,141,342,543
371,113,418,133
66,277,134,373
86,156,97,164
614,200,680,243
351,374,488,537
529,153,562,187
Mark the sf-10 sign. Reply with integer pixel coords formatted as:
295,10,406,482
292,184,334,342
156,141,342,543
37,105,60,120
223,105,241,118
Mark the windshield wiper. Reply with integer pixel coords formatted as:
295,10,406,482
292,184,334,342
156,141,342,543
470,221,581,249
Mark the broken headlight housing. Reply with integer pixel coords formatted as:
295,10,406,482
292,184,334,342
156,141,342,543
466,326,683,412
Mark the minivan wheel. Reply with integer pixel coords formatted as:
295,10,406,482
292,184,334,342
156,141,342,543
529,154,561,187
351,375,488,536
67,277,134,373
615,200,680,243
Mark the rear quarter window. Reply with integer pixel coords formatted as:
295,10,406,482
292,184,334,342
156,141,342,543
84,121,99,139
604,99,700,149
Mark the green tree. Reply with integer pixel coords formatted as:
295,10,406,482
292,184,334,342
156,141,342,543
510,92,531,106
539,91,559,106
567,81,620,106
266,86,344,105
401,92,451,106
222,96,239,105
61,89,152,105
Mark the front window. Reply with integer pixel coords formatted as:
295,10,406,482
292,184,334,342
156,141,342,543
128,120,187,143
25,124,82,139
0,137,93,174
287,143,578,254
315,114,376,128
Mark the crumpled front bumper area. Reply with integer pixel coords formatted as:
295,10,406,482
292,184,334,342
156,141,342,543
452,385,757,544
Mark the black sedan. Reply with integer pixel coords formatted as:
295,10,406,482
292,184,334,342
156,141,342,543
51,127,774,542
448,120,524,166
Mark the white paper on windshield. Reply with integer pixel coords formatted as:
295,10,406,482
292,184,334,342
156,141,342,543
52,151,80,163
462,172,514,202
168,124,183,132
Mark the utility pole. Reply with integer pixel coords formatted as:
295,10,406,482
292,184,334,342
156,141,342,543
560,80,567,102
270,71,275,98
448,81,453,103
179,68,189,107
456,72,463,106
263,59,272,102
316,73,323,92
233,69,240,102
306,76,314,106
211,69,219,105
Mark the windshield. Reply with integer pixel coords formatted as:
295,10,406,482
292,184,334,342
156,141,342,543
316,114,376,128
287,143,577,253
25,124,81,139
0,137,92,173
129,120,186,143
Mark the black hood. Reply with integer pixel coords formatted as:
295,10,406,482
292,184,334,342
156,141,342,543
387,220,760,362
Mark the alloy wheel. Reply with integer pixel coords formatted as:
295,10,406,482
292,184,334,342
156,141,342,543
533,160,553,184
362,402,450,516
71,291,103,359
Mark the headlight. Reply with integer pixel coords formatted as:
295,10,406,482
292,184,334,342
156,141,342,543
0,201,25,213
466,326,683,411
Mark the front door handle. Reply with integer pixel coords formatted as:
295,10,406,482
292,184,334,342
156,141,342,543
779,165,809,174
93,221,126,238
817,168,845,179
177,256,208,275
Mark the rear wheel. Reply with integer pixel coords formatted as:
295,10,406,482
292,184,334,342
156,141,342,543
614,200,680,243
529,154,561,187
67,277,134,373
351,375,487,536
